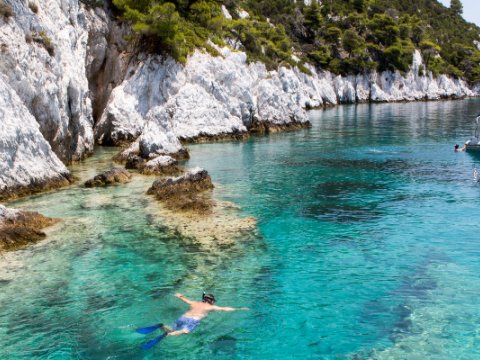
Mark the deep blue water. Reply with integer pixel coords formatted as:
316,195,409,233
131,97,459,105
2,98,480,359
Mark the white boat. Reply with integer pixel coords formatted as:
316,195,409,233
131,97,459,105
465,114,480,151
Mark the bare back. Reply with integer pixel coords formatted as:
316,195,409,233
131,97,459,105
183,301,215,320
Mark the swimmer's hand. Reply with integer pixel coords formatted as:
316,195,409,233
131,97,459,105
239,307,250,311
175,293,193,304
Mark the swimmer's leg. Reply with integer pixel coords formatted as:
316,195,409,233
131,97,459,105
166,329,190,337
161,325,173,332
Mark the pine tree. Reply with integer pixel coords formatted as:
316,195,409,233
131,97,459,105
450,0,463,16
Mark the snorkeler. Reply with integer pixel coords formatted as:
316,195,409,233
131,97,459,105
137,292,249,349
454,144,466,152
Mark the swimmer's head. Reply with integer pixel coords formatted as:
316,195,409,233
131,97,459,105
202,293,216,305
454,144,459,150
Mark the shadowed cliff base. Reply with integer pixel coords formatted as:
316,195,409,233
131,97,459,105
249,120,312,134
179,130,249,144
0,206,59,252
0,175,73,203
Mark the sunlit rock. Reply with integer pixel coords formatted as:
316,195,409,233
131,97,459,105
0,205,58,252
84,168,132,187
147,168,214,212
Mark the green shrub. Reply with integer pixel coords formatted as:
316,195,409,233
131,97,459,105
297,62,313,76
33,31,55,56
28,2,38,13
110,0,480,83
418,64,425,77
0,1,14,19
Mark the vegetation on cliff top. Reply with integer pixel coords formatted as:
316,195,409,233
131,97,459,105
110,0,480,83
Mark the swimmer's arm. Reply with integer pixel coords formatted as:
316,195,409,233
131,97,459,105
175,293,193,305
211,305,250,312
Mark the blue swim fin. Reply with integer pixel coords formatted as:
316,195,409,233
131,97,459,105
142,332,167,350
136,323,163,334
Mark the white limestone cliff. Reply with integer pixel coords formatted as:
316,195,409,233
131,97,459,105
0,0,94,163
97,47,478,158
0,75,70,200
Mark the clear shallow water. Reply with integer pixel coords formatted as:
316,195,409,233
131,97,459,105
2,99,480,359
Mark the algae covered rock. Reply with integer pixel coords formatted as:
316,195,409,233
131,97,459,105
147,168,214,212
140,156,181,176
0,205,58,252
84,168,132,187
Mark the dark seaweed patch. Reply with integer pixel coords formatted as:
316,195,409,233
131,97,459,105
301,180,387,224
87,294,117,312
209,335,237,356
302,203,383,224
282,157,410,172
313,181,387,199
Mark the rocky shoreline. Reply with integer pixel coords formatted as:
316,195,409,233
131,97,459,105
0,205,58,252
1,1,479,201
0,175,73,203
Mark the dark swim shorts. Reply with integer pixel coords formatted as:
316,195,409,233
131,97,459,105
172,316,200,332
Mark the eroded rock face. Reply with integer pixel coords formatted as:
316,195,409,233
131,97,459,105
147,168,214,212
0,76,71,201
84,168,132,187
0,0,94,163
0,205,58,252
84,6,130,124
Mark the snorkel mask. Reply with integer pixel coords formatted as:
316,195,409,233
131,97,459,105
202,292,216,304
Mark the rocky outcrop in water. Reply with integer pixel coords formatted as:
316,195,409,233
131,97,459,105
84,168,132,187
0,205,58,251
140,156,181,176
124,153,181,175
147,168,214,212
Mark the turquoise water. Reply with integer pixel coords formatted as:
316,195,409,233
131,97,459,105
2,99,480,359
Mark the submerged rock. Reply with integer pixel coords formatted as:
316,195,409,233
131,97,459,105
84,168,132,187
0,205,58,252
147,168,214,212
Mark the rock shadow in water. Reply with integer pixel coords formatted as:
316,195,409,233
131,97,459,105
358,253,447,348
209,335,237,356
302,180,386,224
